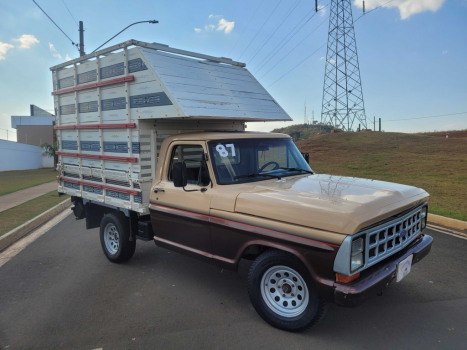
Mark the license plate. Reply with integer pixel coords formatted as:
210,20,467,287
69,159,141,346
396,254,413,282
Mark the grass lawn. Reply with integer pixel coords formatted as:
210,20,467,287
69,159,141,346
0,191,70,237
296,132,467,222
0,168,57,196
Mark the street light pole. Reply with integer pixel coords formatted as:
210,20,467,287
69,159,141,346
79,21,85,56
92,20,158,53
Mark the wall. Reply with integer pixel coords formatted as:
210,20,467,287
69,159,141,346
0,140,53,171
11,116,55,128
16,125,54,146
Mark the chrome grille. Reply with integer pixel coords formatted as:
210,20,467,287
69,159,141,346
354,204,425,271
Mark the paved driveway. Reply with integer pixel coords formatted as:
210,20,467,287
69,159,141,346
0,182,57,213
0,215,466,349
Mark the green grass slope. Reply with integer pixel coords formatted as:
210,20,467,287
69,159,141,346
272,124,334,141
296,131,467,221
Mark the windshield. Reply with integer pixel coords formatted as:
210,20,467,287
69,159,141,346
208,138,313,185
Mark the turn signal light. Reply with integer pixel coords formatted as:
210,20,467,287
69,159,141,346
336,272,360,283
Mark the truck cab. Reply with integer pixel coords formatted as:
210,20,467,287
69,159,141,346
97,130,432,331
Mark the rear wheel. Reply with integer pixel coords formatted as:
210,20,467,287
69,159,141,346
247,249,327,332
100,213,136,263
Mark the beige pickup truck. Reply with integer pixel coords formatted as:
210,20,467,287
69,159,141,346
53,40,432,331
76,131,432,331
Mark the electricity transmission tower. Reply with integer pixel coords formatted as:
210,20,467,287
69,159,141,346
321,0,367,131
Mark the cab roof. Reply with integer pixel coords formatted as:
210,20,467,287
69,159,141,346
163,131,291,143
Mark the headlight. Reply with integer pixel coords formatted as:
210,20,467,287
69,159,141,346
350,237,364,271
351,253,364,271
420,206,427,229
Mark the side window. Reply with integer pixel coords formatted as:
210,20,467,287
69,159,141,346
168,145,208,186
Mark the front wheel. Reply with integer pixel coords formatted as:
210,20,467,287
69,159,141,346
247,250,327,332
100,213,136,263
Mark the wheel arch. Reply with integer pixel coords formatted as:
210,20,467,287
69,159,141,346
236,240,318,278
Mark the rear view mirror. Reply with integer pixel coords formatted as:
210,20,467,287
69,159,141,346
172,162,187,188
257,143,271,152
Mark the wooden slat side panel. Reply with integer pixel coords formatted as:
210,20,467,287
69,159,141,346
141,49,250,75
140,47,291,121
180,107,285,119
164,82,269,100
176,99,282,114
148,62,257,83
159,75,266,95
171,90,275,104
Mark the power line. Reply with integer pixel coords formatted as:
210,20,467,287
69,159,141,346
263,0,394,89
266,43,326,88
354,0,397,22
246,0,303,65
0,128,17,141
228,0,266,56
32,0,79,51
61,0,79,27
385,112,467,122
252,5,328,75
252,8,317,74
0,128,16,133
258,15,328,81
237,0,284,60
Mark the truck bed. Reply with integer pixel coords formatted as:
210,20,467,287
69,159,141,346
51,40,291,214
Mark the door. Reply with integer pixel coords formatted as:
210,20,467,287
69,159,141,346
149,141,213,256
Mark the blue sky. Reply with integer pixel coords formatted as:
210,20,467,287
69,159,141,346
0,0,466,139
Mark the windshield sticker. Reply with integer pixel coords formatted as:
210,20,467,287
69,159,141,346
216,144,236,157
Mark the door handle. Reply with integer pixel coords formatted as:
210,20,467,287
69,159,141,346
153,188,165,193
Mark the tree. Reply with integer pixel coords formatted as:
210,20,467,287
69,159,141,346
40,142,58,171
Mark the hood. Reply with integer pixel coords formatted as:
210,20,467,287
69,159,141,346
234,174,429,235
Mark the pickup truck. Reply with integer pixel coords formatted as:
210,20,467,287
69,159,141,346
52,40,432,332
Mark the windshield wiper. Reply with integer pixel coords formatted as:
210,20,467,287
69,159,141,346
280,167,314,175
234,173,282,180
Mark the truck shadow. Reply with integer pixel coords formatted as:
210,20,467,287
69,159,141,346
129,241,464,348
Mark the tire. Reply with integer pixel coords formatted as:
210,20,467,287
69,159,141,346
99,212,136,263
247,249,327,332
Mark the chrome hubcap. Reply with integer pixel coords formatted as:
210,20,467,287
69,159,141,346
261,265,309,317
104,223,120,255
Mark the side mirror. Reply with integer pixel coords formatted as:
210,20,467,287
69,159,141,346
172,162,187,188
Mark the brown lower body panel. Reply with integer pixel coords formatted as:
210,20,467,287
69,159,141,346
149,203,339,301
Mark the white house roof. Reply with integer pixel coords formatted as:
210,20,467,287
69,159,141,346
11,116,55,129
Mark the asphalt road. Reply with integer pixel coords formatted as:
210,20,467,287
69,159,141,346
0,214,466,349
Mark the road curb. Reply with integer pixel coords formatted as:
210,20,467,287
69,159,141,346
0,198,71,252
428,213,467,232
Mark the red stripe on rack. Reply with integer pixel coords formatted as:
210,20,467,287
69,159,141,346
54,123,136,130
56,151,138,163
60,177,140,196
52,76,135,96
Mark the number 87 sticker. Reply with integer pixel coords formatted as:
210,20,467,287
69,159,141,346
216,144,236,157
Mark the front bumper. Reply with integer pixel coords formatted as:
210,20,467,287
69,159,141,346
334,234,433,307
